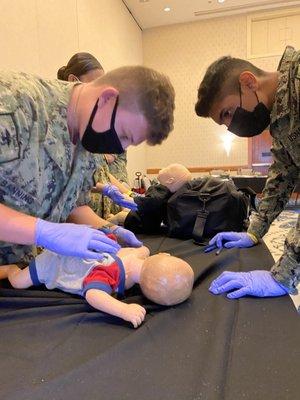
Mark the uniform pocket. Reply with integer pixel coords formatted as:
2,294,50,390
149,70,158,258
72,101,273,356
0,112,20,163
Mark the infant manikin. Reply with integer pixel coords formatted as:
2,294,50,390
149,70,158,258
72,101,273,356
107,163,192,226
1,245,194,329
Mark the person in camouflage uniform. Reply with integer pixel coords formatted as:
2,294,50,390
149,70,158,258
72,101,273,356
58,53,116,217
89,161,117,220
105,151,129,184
57,52,130,218
195,46,300,302
0,66,175,265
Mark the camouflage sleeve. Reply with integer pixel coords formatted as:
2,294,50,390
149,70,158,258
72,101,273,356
76,172,98,208
108,152,129,184
76,156,107,208
76,182,92,207
248,139,299,239
87,165,112,219
271,214,300,295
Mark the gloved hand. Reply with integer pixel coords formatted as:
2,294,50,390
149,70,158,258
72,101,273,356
35,219,121,259
209,270,288,298
209,232,256,249
102,184,138,211
113,227,143,247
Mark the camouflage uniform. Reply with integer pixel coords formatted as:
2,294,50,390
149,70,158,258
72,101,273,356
247,46,300,294
0,71,104,264
108,152,129,184
89,160,123,220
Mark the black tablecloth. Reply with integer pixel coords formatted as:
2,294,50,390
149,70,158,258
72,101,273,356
232,176,300,194
0,236,299,400
232,176,267,193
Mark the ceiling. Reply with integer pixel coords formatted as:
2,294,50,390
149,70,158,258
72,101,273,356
123,0,300,29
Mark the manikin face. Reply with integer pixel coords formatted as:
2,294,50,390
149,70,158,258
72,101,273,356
158,164,192,193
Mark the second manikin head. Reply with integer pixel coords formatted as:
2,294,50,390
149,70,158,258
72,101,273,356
158,164,192,193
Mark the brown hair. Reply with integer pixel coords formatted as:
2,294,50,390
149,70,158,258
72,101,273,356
94,65,175,145
57,52,103,81
195,56,266,117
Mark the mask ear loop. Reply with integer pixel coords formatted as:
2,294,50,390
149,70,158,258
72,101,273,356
239,83,260,106
239,83,242,107
110,96,119,130
87,99,99,128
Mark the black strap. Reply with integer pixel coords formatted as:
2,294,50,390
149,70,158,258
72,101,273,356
192,192,211,243
192,210,209,243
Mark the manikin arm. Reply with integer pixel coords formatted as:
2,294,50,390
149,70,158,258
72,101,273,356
92,174,130,195
0,264,33,289
107,211,130,225
85,289,146,328
108,173,130,194
67,205,113,227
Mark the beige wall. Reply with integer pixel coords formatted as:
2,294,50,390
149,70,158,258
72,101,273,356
0,0,145,183
0,2,286,179
142,13,281,171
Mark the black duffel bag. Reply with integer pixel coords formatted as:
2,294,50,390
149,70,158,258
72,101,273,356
167,177,250,243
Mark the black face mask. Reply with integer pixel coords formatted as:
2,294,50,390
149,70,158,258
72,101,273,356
228,86,270,137
81,97,124,154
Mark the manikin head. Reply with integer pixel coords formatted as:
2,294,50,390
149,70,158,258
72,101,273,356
139,253,194,306
158,163,192,192
118,247,194,305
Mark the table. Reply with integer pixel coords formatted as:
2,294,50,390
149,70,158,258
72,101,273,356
1,235,299,400
231,176,267,193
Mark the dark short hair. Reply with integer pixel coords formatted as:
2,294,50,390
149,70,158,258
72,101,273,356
96,66,175,145
195,56,266,117
57,52,103,81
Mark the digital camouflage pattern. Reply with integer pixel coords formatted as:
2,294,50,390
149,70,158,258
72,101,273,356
0,71,104,264
107,151,129,184
89,161,123,220
247,46,300,294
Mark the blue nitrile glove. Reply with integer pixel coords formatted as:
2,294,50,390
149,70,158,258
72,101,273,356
209,270,288,298
113,227,143,247
209,232,256,249
102,184,138,211
35,219,121,259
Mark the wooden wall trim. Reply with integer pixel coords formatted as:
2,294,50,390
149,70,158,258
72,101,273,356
147,165,250,174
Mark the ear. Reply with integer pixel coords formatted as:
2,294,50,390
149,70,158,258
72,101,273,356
239,71,258,92
68,74,79,82
97,87,119,108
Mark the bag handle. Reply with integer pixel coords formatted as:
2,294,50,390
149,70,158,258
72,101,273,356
192,193,211,243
